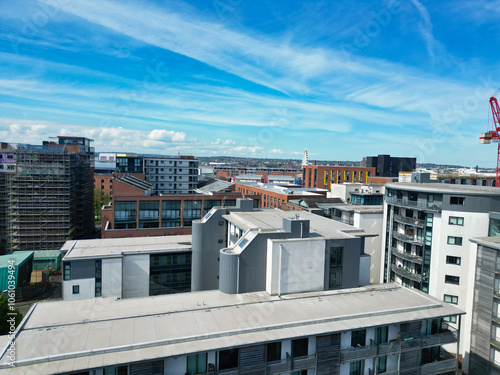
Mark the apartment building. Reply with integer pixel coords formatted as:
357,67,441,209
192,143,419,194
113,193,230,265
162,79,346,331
302,165,376,190
329,182,385,205
0,136,94,253
362,154,416,177
192,199,374,293
143,155,199,194
0,283,464,375
214,165,300,180
382,182,500,371
235,182,327,209
61,236,192,300
469,236,500,374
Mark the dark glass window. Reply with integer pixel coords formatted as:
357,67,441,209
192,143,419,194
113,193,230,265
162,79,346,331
446,256,461,265
219,349,238,370
450,196,465,205
63,262,71,280
351,329,366,347
292,338,308,358
267,342,281,362
72,285,79,294
445,275,460,285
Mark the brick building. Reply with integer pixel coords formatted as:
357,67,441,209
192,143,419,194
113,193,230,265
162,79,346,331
214,166,300,181
101,177,260,238
302,165,376,190
235,182,327,209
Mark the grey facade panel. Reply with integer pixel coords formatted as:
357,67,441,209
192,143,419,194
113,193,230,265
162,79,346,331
442,194,500,213
470,245,497,375
70,260,95,280
325,238,362,289
219,250,238,294
191,209,228,291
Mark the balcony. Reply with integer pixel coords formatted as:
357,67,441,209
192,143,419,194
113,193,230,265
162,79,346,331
266,354,316,374
292,354,316,370
420,323,458,347
393,214,425,228
369,369,399,375
392,247,423,264
393,231,424,245
266,358,290,373
377,340,401,355
419,349,457,375
385,196,442,212
391,264,422,282
341,344,378,362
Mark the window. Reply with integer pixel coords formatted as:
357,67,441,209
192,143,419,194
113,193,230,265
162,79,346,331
450,196,465,205
449,216,464,226
267,342,281,362
447,236,463,246
187,353,207,374
63,262,71,280
219,349,238,370
444,294,458,304
445,275,460,285
446,256,461,265
351,329,366,347
72,285,80,294
291,338,308,358
349,360,363,375
329,247,343,289
443,315,457,323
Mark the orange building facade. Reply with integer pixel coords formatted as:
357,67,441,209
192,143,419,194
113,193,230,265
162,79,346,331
302,165,376,190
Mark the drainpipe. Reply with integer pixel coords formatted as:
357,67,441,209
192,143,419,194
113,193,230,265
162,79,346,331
237,256,240,294
278,244,283,297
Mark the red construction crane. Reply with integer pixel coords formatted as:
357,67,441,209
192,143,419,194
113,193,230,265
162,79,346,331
480,94,500,187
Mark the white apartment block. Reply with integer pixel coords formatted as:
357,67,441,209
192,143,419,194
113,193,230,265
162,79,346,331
0,284,463,375
143,155,199,194
382,182,500,372
61,236,192,300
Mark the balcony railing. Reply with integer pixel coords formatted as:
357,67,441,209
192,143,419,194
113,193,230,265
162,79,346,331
266,358,290,373
392,247,423,264
393,232,424,245
341,344,378,361
369,369,399,375
292,354,316,370
377,340,401,355
421,324,458,347
391,264,422,282
386,196,442,212
393,214,425,228
419,358,457,375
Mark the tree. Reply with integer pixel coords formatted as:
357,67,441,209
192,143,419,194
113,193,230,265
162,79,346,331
94,188,111,221
0,294,23,335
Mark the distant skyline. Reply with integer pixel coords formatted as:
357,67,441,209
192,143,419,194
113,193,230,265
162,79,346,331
0,0,499,167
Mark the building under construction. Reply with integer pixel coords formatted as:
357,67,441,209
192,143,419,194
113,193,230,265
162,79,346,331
0,136,94,254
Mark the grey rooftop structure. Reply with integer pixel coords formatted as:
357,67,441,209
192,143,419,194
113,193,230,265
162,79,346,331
387,182,500,195
0,283,464,374
61,235,192,260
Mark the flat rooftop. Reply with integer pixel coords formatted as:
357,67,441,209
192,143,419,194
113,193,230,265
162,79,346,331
0,283,463,374
387,182,500,195
470,236,500,250
318,203,383,214
236,182,327,196
223,209,376,239
62,235,192,260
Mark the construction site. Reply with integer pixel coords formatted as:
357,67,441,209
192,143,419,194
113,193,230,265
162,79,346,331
0,136,94,254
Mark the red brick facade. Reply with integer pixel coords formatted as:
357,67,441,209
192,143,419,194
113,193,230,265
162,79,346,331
234,183,326,209
94,173,146,197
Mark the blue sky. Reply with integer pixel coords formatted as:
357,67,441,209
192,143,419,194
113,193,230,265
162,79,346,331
0,0,499,166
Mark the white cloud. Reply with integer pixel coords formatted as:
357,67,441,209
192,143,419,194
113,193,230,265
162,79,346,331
270,149,284,154
148,129,186,142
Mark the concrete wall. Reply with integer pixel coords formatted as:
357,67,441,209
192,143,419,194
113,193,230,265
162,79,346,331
267,238,326,295
354,212,383,284
122,254,150,298
63,278,94,300
102,258,122,299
